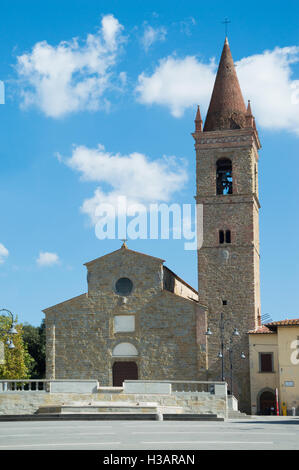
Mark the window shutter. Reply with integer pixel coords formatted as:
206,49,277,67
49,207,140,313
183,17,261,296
260,353,273,372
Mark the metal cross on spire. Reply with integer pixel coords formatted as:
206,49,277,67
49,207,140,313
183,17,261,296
222,17,231,37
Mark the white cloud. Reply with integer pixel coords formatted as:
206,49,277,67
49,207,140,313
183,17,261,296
136,46,299,134
236,46,299,135
178,17,196,36
16,14,124,118
101,14,124,50
141,25,167,51
64,144,188,224
136,55,216,117
0,244,9,264
36,251,60,267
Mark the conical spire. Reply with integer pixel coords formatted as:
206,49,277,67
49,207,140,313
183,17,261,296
195,105,203,131
245,99,254,128
203,37,247,132
246,99,253,116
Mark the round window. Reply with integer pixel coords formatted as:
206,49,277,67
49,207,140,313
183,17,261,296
115,277,133,296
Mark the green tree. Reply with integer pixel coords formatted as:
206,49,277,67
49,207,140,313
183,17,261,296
0,316,32,379
22,319,46,378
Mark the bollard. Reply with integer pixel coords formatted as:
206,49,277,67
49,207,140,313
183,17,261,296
292,407,296,416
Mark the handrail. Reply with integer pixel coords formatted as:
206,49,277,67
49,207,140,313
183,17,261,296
0,379,49,392
0,379,227,394
0,379,48,382
123,380,226,384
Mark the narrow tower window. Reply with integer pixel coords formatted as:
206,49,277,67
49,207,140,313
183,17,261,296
216,159,233,195
219,230,231,244
219,230,225,244
225,230,231,243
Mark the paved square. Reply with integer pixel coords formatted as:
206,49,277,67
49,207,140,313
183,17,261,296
0,417,298,450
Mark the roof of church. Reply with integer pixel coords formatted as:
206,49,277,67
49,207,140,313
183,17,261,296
84,242,165,267
163,266,198,295
203,37,247,132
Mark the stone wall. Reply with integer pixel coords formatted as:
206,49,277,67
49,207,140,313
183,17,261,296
0,391,227,418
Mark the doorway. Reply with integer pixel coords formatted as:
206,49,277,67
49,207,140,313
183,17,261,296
259,390,276,415
112,361,138,386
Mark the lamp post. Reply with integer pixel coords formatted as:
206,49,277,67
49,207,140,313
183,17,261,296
204,250,246,395
0,309,18,350
205,314,246,396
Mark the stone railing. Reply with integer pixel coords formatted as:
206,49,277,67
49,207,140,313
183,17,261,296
170,381,221,393
0,379,98,394
0,379,49,392
123,380,227,396
0,379,227,396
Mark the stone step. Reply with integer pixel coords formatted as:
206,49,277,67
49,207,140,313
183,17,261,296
163,413,224,421
228,410,250,419
37,402,187,416
0,413,223,422
0,413,159,421
38,405,158,414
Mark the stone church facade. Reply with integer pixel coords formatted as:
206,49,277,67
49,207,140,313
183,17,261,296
44,37,262,413
44,244,207,386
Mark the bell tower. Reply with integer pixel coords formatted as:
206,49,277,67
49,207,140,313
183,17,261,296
193,37,261,413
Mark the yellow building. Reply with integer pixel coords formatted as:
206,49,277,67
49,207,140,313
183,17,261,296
249,320,299,415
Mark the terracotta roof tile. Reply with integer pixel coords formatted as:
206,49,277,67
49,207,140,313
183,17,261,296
265,319,299,327
203,37,247,132
248,325,274,334
249,319,299,334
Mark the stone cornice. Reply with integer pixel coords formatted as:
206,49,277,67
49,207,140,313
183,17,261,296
195,193,261,209
192,127,261,153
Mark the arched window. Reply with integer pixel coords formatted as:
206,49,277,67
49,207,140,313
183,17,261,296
216,159,233,195
112,343,138,357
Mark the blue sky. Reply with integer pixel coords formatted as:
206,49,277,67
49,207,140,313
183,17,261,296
0,0,298,326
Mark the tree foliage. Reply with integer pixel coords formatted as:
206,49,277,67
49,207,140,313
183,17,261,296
0,316,32,379
22,319,46,378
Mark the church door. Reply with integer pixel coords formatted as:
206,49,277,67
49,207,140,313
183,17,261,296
112,361,138,386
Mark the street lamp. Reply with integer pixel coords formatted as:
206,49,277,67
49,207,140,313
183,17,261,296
205,314,246,395
204,250,247,396
0,309,18,350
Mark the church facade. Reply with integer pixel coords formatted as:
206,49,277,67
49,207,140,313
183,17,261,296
44,244,207,386
44,37,262,413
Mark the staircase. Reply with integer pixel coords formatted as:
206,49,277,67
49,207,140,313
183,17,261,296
228,409,250,419
34,401,224,421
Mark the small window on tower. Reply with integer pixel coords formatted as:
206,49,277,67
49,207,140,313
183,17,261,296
216,159,233,195
219,230,231,244
225,230,231,243
219,230,225,244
